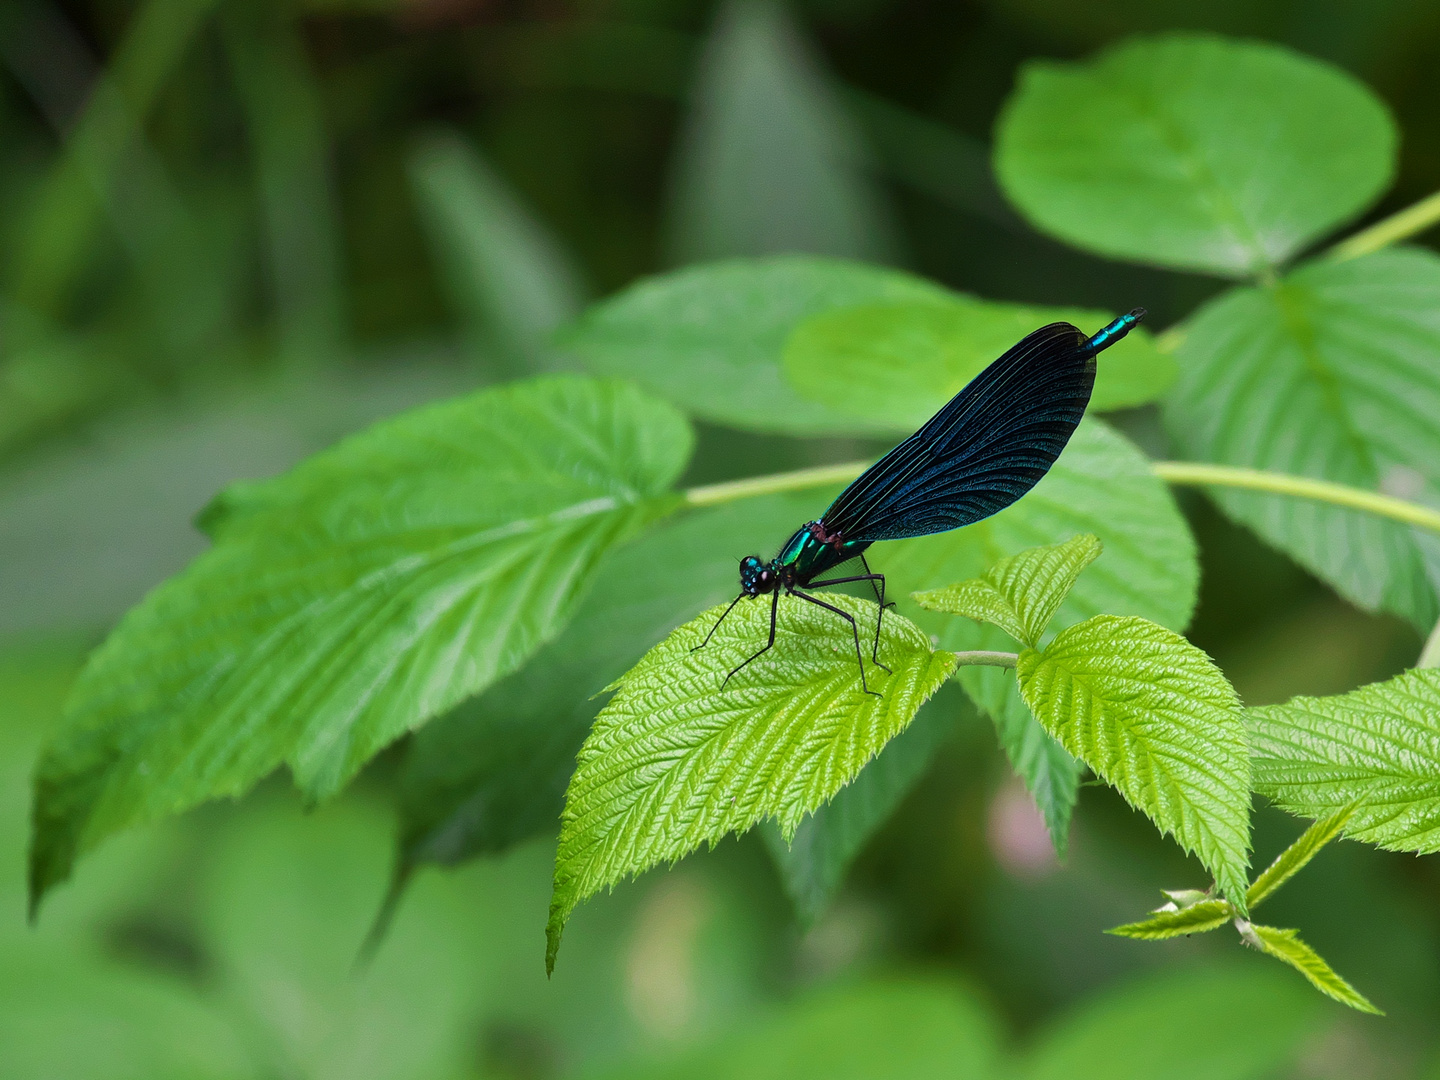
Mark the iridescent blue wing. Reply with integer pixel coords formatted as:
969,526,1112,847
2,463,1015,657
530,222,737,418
821,321,1097,542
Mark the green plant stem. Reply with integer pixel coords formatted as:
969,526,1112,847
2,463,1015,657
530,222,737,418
953,650,1019,668
1327,188,1440,262
1150,461,1440,534
685,461,870,506
684,459,1440,536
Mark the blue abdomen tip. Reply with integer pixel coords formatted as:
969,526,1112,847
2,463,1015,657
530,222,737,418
1087,307,1147,354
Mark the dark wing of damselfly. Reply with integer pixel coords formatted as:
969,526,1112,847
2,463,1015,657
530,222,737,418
821,322,1096,542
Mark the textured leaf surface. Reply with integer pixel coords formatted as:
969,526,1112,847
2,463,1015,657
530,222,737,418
1018,615,1251,904
784,298,1173,432
874,419,1197,849
1245,924,1382,1014
914,534,1101,649
664,0,897,267
1246,805,1354,909
762,701,956,925
396,491,824,871
995,33,1395,277
1250,668,1440,853
1165,248,1440,629
547,592,956,969
31,377,691,909
1106,899,1230,940
559,255,949,433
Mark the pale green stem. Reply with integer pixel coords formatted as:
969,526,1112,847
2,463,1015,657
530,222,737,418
685,461,870,506
953,650,1019,668
684,458,1440,537
1327,189,1440,262
1151,461,1440,535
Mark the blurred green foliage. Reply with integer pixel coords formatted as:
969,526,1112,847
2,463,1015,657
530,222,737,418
3,0,1440,1076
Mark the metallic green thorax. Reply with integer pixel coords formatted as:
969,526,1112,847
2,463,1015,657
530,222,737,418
774,521,871,583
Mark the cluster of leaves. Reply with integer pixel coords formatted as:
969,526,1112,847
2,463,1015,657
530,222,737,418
26,30,1440,1014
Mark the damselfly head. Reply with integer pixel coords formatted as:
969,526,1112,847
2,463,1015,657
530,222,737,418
739,555,775,595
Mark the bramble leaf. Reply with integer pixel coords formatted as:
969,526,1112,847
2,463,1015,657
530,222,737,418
876,419,1197,850
995,33,1395,277
761,701,956,925
913,534,1101,649
1247,806,1355,909
784,298,1174,431
1017,615,1251,906
559,256,949,433
547,592,956,971
1165,248,1440,630
1250,668,1440,853
30,377,691,911
395,491,826,872
1241,923,1382,1014
1106,899,1231,940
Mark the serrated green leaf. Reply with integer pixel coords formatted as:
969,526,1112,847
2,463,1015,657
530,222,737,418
875,418,1198,851
913,534,1101,649
783,299,1174,432
397,490,826,871
1017,615,1251,906
1246,805,1355,909
665,0,897,266
1250,668,1440,853
995,33,1395,277
559,256,950,433
1165,248,1440,630
1242,922,1382,1014
547,592,956,971
30,377,692,912
1106,899,1231,940
762,699,956,925
408,130,587,375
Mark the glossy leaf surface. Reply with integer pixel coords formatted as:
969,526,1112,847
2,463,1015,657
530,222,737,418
31,377,691,909
995,33,1395,277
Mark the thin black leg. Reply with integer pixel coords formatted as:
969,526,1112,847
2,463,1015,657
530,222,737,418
693,593,745,652
861,554,891,672
801,563,892,674
723,589,780,687
791,589,880,697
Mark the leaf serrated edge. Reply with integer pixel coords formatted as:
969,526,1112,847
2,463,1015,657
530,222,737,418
1107,899,1231,940
1239,921,1383,1014
1247,804,1356,909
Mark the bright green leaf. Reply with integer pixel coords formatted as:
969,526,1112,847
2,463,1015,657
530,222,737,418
1242,922,1383,1014
665,0,897,266
1246,805,1355,909
1106,898,1231,940
1250,668,1440,853
1165,248,1440,630
995,33,1396,277
1017,615,1251,905
875,418,1198,850
547,592,956,971
783,299,1174,432
558,256,950,433
1020,963,1322,1080
762,698,957,925
397,491,825,871
408,130,586,375
30,377,691,911
913,533,1102,648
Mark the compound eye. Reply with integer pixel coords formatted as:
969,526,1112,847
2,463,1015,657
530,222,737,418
741,556,762,571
